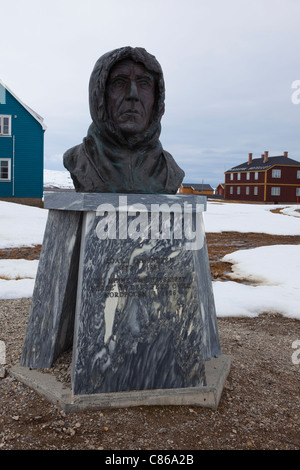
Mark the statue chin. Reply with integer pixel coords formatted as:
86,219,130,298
117,121,146,137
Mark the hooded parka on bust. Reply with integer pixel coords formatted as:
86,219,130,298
63,46,185,194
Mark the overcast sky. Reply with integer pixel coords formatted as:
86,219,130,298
2,0,300,187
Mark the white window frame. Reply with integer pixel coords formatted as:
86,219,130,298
230,173,234,181
296,188,300,197
230,186,233,195
246,172,250,180
0,115,11,136
272,169,281,178
297,170,300,179
237,173,241,180
246,186,250,195
271,187,280,196
254,172,259,180
237,186,241,195
254,186,258,196
0,158,11,181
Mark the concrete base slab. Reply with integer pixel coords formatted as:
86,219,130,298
9,354,230,413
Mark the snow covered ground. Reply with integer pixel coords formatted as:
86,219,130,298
44,169,74,189
214,245,300,319
0,169,299,319
0,201,48,249
203,200,300,235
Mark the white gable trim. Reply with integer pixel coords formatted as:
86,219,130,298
0,79,47,130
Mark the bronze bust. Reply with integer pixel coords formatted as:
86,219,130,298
63,47,185,194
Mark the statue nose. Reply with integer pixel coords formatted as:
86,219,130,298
126,80,139,101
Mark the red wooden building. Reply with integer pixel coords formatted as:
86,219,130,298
224,152,300,203
215,183,225,197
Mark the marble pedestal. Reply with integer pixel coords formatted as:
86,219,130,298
21,193,221,397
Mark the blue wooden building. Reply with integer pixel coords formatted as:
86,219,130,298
0,80,46,206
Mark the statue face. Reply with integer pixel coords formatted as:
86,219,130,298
106,59,155,136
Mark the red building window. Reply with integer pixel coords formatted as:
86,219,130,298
272,169,281,178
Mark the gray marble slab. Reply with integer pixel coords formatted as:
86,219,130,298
71,195,220,395
21,209,83,368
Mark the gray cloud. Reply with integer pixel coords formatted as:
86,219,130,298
1,0,300,187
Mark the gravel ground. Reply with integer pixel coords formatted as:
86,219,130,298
0,232,299,451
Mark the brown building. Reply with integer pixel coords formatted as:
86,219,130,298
178,183,214,195
224,152,300,203
216,183,225,197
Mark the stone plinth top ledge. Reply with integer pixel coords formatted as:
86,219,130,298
44,192,207,212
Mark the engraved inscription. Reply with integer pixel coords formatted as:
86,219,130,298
92,256,192,297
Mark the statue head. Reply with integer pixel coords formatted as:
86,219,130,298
88,46,165,147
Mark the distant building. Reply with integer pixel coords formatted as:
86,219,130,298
0,80,46,206
178,183,214,195
224,152,300,203
215,183,225,197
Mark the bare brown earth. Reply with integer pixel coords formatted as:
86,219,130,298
0,231,300,451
